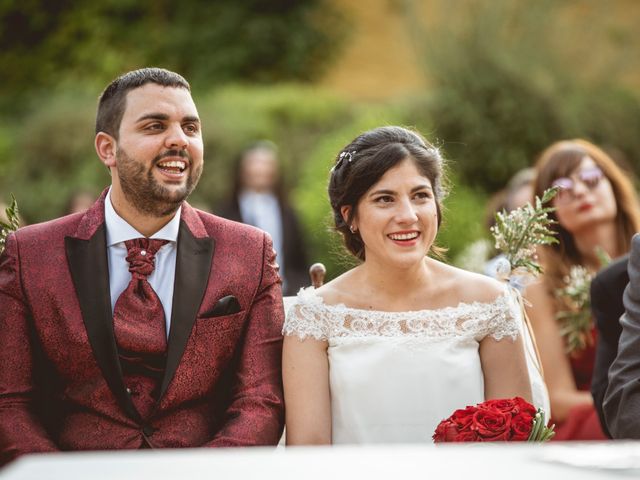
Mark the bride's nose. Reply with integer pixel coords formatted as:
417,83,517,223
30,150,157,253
395,197,419,224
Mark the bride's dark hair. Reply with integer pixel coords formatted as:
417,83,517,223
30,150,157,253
328,126,447,261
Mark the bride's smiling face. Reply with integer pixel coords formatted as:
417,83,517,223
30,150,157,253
343,158,438,269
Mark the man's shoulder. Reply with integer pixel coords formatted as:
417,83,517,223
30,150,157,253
15,212,85,242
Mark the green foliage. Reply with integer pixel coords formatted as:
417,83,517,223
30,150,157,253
0,195,20,255
436,175,488,263
527,409,555,442
4,0,640,272
401,0,640,192
194,84,354,212
0,0,346,113
0,91,107,223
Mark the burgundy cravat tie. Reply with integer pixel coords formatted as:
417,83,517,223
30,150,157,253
113,238,169,419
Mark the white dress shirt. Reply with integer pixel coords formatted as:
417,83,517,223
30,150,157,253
238,190,284,287
104,188,180,337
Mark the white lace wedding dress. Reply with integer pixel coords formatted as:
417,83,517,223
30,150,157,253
284,287,549,444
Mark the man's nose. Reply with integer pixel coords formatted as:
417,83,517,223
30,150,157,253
164,124,189,149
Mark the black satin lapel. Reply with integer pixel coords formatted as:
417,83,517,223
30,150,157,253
159,222,214,398
65,224,141,422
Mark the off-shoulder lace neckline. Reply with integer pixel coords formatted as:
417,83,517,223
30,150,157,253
296,286,511,315
285,286,520,342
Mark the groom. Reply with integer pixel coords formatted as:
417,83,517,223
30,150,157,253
0,68,284,464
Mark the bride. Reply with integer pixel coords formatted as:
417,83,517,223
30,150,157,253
283,126,533,444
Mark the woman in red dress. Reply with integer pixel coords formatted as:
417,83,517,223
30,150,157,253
524,139,640,440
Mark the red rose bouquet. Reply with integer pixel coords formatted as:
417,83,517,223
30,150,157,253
433,397,555,442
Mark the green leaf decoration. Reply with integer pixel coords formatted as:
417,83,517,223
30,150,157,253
527,409,556,442
490,187,559,277
0,195,20,255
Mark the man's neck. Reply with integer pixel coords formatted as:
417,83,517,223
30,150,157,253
109,188,178,237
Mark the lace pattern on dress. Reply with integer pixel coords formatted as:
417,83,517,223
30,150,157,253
283,287,521,342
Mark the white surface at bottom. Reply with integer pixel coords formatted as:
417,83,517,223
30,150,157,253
2,443,640,480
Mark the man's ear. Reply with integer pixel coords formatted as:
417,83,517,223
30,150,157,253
95,132,117,168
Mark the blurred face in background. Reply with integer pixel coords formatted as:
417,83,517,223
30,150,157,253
507,183,534,211
552,156,617,235
240,148,279,193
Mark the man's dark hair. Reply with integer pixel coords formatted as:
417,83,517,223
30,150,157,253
96,67,190,138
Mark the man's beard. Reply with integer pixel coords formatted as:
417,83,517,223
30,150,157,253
116,148,202,217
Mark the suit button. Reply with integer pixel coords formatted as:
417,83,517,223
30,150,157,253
142,425,155,436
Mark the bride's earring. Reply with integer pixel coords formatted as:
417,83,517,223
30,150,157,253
349,225,357,233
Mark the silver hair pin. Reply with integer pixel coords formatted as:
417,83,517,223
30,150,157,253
331,150,357,173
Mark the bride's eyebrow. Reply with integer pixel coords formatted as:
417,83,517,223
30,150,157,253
368,188,396,197
368,184,432,197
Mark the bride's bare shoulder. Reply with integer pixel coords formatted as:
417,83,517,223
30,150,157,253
431,260,507,304
312,269,360,306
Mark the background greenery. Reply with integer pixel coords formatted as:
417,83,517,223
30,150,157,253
2,0,639,279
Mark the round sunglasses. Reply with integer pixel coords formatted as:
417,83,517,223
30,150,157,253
551,166,605,204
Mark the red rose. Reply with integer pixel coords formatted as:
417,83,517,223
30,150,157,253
511,412,534,441
451,406,477,431
471,408,512,440
433,397,543,443
432,420,459,442
481,397,537,416
454,429,479,441
480,398,519,414
512,396,536,416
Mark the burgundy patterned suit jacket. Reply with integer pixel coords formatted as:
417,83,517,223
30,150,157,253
0,191,285,464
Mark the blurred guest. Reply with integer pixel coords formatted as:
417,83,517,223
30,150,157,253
485,167,536,231
216,141,309,295
524,139,640,440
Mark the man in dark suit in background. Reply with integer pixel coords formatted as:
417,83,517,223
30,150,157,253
216,141,309,296
0,68,284,465
590,254,629,437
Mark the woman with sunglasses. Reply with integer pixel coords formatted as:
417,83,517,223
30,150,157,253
524,139,640,440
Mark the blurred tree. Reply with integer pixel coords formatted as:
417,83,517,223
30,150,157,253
400,0,640,192
0,0,345,112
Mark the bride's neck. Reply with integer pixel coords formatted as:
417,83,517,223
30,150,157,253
358,257,430,296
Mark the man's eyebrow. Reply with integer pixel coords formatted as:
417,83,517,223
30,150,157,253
135,113,201,123
136,113,169,123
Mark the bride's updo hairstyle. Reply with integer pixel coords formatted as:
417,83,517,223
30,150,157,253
329,126,446,260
